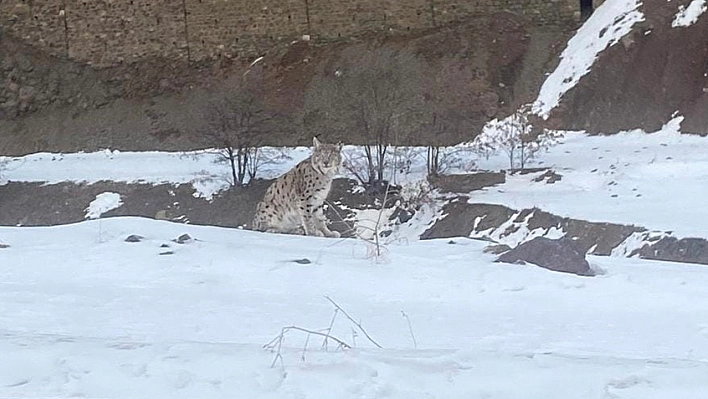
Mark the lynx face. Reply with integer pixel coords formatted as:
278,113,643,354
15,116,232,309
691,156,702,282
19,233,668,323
310,138,342,177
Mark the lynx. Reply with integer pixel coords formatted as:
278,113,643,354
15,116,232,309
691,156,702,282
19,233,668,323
252,137,342,237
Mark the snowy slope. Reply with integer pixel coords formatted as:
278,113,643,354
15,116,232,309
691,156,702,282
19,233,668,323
1,217,708,398
4,119,708,239
532,0,644,117
471,118,708,238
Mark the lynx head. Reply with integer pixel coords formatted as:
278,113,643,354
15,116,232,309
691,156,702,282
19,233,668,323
311,137,342,176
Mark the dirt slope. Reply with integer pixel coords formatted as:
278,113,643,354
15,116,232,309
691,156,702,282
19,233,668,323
0,15,571,155
552,0,708,134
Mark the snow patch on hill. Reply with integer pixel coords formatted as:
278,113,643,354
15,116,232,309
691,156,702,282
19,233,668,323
85,192,123,219
532,0,645,118
672,0,707,27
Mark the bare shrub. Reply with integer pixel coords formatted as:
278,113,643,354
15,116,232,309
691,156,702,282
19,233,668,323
472,105,563,171
264,296,382,368
420,59,484,177
200,90,267,186
198,66,288,187
246,147,293,180
426,146,479,176
304,45,424,187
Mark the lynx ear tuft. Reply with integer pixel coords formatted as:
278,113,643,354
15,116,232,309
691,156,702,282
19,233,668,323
312,136,321,148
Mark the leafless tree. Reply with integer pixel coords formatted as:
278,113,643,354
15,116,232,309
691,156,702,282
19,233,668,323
304,45,424,187
420,59,483,177
199,71,279,187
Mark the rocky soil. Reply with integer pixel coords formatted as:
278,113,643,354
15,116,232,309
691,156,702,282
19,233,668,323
2,172,708,266
2,0,706,157
0,14,569,155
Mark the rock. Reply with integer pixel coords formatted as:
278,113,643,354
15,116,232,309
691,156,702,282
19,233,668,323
11,3,31,18
484,243,511,255
389,206,414,224
635,237,708,265
174,233,193,244
428,172,506,193
421,202,516,240
6,81,20,93
18,86,36,102
1,99,18,113
124,234,144,243
0,243,10,249
532,170,562,184
496,237,593,276
422,202,643,255
292,258,311,264
154,209,170,220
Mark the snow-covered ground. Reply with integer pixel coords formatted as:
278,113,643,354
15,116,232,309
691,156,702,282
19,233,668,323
1,218,708,398
2,1,708,394
4,118,708,238
470,119,708,238
0,148,311,200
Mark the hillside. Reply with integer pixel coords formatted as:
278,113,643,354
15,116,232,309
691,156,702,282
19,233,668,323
2,4,571,155
549,0,708,134
1,0,706,157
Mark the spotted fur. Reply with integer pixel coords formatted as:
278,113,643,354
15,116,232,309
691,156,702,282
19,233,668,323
252,137,342,237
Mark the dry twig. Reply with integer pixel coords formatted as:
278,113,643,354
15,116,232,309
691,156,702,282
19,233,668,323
324,296,383,348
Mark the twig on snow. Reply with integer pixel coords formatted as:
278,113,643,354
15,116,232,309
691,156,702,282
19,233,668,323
401,310,417,349
264,325,352,368
321,308,339,351
324,295,383,348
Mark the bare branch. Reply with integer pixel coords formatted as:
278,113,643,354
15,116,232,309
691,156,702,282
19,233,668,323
321,308,339,351
401,310,418,349
264,325,352,368
323,296,383,348
264,326,352,352
196,75,286,186
301,333,310,362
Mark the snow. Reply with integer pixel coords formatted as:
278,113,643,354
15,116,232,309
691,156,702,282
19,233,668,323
471,116,708,238
672,0,707,27
610,230,668,257
85,192,123,219
0,148,310,200
532,0,644,118
3,1,708,395
4,117,708,239
471,209,566,248
2,217,708,398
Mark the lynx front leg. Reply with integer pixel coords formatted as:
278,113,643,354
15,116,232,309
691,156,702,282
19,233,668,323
299,201,321,237
310,202,340,238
